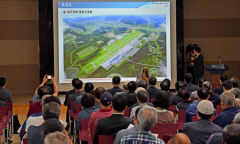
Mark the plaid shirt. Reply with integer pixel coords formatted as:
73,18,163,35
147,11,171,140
120,130,165,144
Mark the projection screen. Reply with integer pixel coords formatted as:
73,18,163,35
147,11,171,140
53,0,177,91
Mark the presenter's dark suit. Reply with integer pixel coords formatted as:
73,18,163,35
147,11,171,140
193,54,204,84
93,114,132,144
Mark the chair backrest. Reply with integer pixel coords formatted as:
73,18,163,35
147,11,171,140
216,105,223,115
168,105,176,113
151,123,178,139
177,110,186,122
69,101,75,109
98,135,114,144
23,138,28,144
79,119,89,141
163,134,172,143
74,103,82,114
124,107,131,117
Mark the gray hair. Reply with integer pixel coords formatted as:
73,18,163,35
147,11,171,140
231,88,240,98
234,112,240,124
137,106,157,131
43,102,61,120
202,81,212,92
220,92,235,106
44,131,69,144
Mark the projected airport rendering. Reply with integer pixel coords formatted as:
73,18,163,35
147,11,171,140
58,2,171,83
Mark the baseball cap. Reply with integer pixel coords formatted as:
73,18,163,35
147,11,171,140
197,100,214,115
100,92,112,106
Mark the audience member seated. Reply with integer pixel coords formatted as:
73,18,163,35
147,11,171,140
125,81,137,107
167,133,191,144
206,112,240,144
114,107,142,144
69,79,84,104
190,78,204,98
76,93,98,131
93,87,105,109
202,81,221,106
93,93,132,144
222,80,233,93
231,88,240,108
130,90,152,119
107,76,123,96
88,92,113,142
222,124,240,144
230,77,239,88
176,87,193,111
64,78,80,129
32,75,58,102
27,102,61,144
122,81,129,92
214,74,228,95
183,100,222,144
153,90,174,123
42,118,64,138
213,92,240,128
186,88,209,122
44,131,69,144
147,77,158,99
0,77,12,103
137,80,148,89
27,85,52,117
84,82,94,94
170,81,186,105
25,96,61,132
119,106,165,144
184,73,198,94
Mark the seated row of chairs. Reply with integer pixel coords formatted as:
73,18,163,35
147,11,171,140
0,102,13,143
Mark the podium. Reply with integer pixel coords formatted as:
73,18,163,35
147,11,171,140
206,64,228,91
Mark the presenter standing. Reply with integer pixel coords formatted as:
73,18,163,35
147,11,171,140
192,45,204,85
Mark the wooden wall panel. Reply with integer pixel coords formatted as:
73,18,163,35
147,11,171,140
0,40,39,65
0,1,38,20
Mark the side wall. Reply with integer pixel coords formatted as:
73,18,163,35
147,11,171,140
184,0,240,80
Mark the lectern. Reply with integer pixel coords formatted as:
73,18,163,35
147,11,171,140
206,64,228,91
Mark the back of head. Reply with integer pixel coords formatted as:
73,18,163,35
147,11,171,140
193,45,201,53
197,100,214,120
112,76,121,85
100,92,112,106
42,118,63,138
43,96,61,106
73,79,83,90
0,77,6,87
160,79,171,91
178,87,190,101
184,73,193,83
84,82,94,93
223,80,233,91
168,133,191,144
43,102,61,120
72,78,80,87
230,88,240,98
198,78,204,88
233,112,240,124
153,90,170,109
202,81,212,92
127,81,137,92
223,124,240,144
112,93,126,112
137,80,148,89
136,90,149,103
81,93,95,108
137,106,157,131
197,88,209,100
230,77,239,88
44,132,69,144
175,81,186,91
38,85,52,100
149,77,157,86
94,87,105,99
220,74,228,83
220,92,235,106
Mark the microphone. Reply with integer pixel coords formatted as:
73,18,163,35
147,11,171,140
218,56,222,64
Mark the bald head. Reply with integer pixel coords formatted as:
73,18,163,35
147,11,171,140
167,133,191,144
